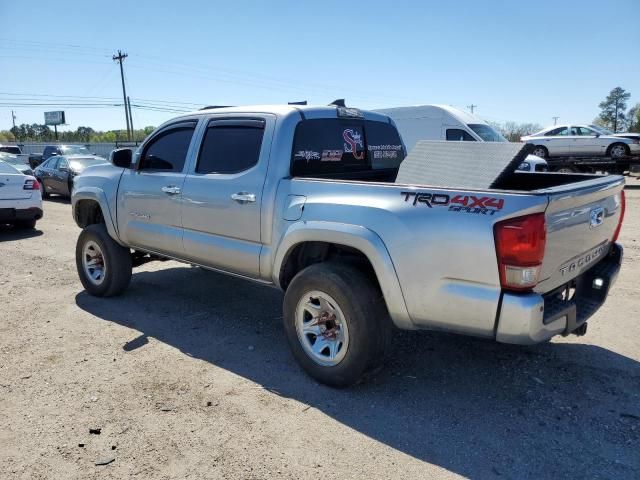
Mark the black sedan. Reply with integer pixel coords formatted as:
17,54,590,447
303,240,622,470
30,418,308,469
35,155,108,198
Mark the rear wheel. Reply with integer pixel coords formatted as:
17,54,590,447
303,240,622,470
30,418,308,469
76,223,132,297
39,179,49,199
531,146,548,159
608,143,629,159
554,165,577,173
283,262,391,388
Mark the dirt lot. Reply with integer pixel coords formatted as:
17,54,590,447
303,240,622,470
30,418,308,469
1,189,639,480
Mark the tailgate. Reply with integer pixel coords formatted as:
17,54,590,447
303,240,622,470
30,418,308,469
535,175,624,293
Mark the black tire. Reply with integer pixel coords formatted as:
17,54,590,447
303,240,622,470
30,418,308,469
531,146,548,159
607,142,630,159
283,262,391,388
75,223,132,297
39,179,49,199
14,218,36,229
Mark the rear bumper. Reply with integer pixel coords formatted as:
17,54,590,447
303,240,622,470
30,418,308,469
495,243,622,344
0,207,43,222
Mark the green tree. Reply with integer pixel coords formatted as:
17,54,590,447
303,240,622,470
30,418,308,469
627,104,640,133
598,87,631,132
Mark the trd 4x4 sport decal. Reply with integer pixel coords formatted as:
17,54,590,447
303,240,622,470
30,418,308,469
401,192,505,215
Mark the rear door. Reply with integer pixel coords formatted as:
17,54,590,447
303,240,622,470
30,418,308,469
117,120,197,256
541,126,571,156
535,176,624,293
180,115,275,277
39,157,58,193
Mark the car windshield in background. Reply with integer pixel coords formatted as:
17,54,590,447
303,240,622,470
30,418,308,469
589,124,614,135
68,157,106,169
467,124,507,142
0,146,21,154
62,146,91,155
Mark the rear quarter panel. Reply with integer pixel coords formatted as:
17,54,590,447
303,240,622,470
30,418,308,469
274,179,548,337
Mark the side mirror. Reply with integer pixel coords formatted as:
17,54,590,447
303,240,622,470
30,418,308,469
110,148,132,168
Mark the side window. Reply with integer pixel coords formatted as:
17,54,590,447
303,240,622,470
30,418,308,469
49,157,59,169
58,158,69,170
545,127,568,136
578,127,596,136
196,120,265,174
446,129,476,141
139,124,196,172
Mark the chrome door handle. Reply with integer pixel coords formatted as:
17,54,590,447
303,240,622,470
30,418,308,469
231,192,256,204
161,186,181,195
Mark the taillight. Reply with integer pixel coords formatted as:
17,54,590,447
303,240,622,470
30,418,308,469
23,178,40,190
494,213,546,291
612,190,625,243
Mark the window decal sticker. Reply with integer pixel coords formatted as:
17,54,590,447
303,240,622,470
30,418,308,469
342,129,364,160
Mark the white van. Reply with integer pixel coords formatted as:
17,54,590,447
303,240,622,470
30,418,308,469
375,105,547,172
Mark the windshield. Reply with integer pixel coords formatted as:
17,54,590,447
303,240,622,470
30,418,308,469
68,157,107,169
62,145,92,155
589,124,613,135
467,124,507,142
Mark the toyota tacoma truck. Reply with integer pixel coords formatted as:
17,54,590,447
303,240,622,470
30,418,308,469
71,104,625,387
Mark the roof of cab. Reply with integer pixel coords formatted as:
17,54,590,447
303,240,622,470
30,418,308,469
172,104,391,123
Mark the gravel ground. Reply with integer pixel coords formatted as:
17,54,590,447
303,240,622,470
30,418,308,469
1,189,639,480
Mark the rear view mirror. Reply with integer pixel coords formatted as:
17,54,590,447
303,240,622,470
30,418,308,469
110,148,132,168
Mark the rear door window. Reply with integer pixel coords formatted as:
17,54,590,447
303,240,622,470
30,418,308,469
291,119,404,178
196,120,265,174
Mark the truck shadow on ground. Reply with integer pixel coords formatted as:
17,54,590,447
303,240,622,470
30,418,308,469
75,266,640,479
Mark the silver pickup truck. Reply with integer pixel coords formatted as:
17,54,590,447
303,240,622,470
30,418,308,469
71,104,625,387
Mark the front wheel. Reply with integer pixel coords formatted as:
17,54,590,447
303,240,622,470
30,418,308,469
76,223,132,297
608,143,629,159
283,262,391,388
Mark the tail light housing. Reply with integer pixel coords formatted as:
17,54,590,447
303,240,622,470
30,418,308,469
23,178,40,190
611,190,625,243
494,213,546,291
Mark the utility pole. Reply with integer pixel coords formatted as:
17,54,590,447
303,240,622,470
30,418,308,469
127,96,134,142
552,116,559,125
11,110,16,129
467,104,477,114
113,50,131,141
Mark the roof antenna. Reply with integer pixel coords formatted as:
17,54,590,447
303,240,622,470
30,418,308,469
329,99,346,107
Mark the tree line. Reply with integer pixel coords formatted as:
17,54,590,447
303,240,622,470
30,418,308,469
1,87,638,144
0,125,156,143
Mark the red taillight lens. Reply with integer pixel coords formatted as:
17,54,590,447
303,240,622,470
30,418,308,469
23,178,40,190
611,190,625,243
494,213,546,291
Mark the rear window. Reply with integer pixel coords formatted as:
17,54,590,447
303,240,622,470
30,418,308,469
0,146,21,154
291,119,405,179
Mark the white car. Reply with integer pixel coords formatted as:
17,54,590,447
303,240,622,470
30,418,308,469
375,104,548,171
521,124,640,159
0,160,43,229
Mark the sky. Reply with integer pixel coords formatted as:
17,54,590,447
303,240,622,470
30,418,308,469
1,0,639,133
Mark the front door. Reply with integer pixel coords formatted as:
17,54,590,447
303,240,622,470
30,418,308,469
180,115,275,278
117,121,197,256
570,126,606,156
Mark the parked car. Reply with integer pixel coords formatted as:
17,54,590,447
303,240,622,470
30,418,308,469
0,144,22,155
0,160,43,229
35,154,108,198
72,104,624,387
0,152,34,175
521,124,640,159
375,104,548,171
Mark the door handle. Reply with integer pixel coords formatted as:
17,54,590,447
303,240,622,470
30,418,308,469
161,186,181,195
231,192,256,204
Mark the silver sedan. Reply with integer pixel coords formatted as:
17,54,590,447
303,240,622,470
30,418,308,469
521,124,640,159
